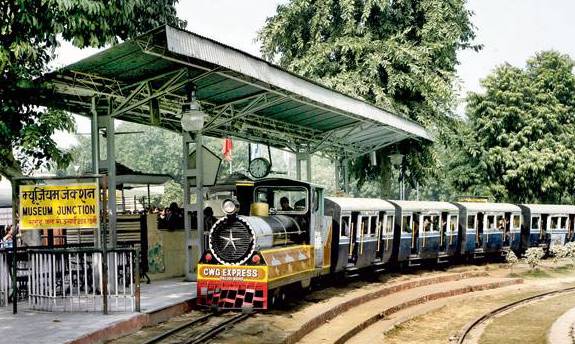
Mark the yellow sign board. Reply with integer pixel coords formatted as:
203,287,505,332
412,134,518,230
19,183,99,230
198,264,268,282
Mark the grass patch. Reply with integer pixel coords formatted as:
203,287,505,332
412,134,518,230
550,265,574,273
480,292,575,344
520,269,552,279
383,291,537,344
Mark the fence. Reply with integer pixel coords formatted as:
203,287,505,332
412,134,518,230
0,248,29,309
27,248,140,312
0,250,9,307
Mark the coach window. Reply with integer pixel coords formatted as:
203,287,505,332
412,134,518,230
561,216,568,230
467,214,476,231
531,216,540,231
495,215,505,231
512,214,521,231
422,215,432,232
486,215,496,231
550,216,559,232
449,215,458,233
402,215,412,233
432,216,440,232
370,215,378,237
386,215,394,235
340,216,351,238
358,216,370,238
255,187,308,214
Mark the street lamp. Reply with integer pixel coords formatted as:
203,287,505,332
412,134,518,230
389,152,403,166
370,151,377,166
180,88,207,132
389,152,404,200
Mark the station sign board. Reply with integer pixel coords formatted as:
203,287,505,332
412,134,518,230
19,183,99,230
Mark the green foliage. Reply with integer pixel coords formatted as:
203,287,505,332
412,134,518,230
460,51,575,202
0,0,185,182
259,0,478,194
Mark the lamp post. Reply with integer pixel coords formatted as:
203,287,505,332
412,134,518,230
181,86,208,281
389,152,404,200
181,88,207,132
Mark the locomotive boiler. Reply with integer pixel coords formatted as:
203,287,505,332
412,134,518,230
208,211,305,266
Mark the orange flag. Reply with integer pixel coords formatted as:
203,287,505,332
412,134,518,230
222,137,233,161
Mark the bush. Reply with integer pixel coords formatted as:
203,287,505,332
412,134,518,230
506,250,519,273
524,247,545,270
550,244,569,264
565,242,575,265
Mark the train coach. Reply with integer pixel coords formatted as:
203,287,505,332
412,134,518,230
518,204,575,249
196,177,575,311
388,201,459,267
454,202,522,258
324,197,395,278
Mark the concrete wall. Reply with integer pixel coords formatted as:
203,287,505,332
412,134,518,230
146,214,187,281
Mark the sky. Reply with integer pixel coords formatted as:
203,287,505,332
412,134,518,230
2,0,574,191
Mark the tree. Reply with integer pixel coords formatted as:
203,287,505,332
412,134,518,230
461,51,575,202
258,0,479,194
0,0,185,184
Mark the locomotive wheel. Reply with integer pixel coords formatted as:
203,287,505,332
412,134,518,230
270,288,287,307
270,288,280,307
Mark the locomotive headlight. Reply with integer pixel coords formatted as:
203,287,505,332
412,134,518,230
222,198,239,215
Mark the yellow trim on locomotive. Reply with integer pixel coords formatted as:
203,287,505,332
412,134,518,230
259,244,313,255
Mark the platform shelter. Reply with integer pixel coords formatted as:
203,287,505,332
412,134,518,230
37,25,431,280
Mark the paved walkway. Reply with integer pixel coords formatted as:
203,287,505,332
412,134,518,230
548,306,575,344
0,278,196,344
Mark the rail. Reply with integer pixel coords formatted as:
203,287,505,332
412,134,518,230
186,313,251,344
142,313,214,344
456,286,575,343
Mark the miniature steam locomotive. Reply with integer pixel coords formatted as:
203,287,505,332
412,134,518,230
197,178,575,310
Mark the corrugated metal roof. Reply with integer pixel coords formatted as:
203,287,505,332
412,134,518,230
520,204,575,214
455,202,521,213
325,197,395,211
389,200,458,212
39,25,431,157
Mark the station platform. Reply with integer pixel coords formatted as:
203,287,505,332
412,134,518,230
0,278,196,344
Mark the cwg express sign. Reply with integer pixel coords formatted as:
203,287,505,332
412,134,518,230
19,183,100,230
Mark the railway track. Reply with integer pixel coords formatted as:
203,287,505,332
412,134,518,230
142,312,250,344
456,286,575,344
